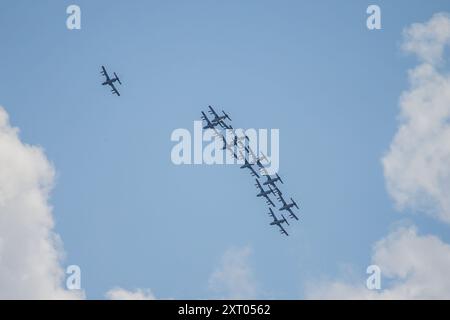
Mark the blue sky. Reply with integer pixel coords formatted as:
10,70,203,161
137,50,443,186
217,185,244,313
1,0,450,299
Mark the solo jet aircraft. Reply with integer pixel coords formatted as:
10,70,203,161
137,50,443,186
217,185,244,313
101,66,121,96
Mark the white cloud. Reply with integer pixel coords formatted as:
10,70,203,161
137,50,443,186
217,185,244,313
106,287,156,300
307,226,450,299
402,13,450,65
383,13,450,223
0,106,83,299
208,246,258,299
308,13,450,300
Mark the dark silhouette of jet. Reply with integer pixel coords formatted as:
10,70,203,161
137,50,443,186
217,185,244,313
277,194,299,220
208,106,232,129
239,152,260,178
268,208,289,236
255,179,275,207
101,66,121,96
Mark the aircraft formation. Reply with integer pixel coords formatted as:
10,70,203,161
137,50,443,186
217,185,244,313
98,72,299,235
98,69,300,236
200,106,300,236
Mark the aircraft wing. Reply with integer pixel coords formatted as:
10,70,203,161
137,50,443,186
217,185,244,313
246,146,257,163
109,82,120,96
287,208,299,221
201,111,214,127
241,158,259,178
218,120,232,130
272,185,282,196
277,224,289,236
208,105,220,118
277,194,287,206
249,165,260,178
101,66,110,81
264,194,275,207
268,208,277,221
255,179,264,192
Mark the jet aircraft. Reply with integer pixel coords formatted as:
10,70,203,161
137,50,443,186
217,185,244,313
101,66,121,96
268,208,289,236
239,152,260,178
277,194,299,220
208,106,232,129
255,179,275,207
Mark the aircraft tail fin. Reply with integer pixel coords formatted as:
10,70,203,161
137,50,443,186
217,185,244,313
222,111,232,122
291,198,299,209
114,72,122,85
277,174,284,184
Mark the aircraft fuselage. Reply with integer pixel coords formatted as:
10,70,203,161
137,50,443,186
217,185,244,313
102,79,117,86
280,204,294,211
257,190,271,197
264,179,276,186
270,220,283,226
212,116,226,124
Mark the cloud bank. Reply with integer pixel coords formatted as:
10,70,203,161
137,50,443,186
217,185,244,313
307,226,450,299
208,246,258,299
309,13,450,299
106,287,156,300
0,106,82,299
383,13,450,223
